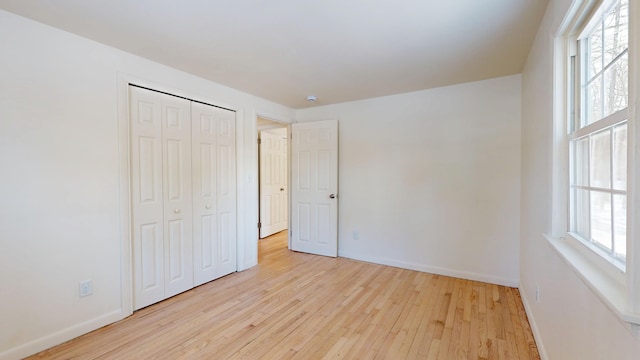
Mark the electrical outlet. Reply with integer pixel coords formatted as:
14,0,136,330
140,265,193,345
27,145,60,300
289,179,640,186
79,280,93,298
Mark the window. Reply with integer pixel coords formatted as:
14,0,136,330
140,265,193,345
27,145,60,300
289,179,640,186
569,0,629,266
552,0,640,331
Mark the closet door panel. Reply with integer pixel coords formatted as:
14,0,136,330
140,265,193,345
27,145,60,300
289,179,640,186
139,223,162,291
192,104,219,286
130,86,164,310
192,103,236,285
217,111,237,276
162,96,194,298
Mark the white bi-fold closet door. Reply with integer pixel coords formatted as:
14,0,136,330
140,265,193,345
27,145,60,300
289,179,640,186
129,86,236,310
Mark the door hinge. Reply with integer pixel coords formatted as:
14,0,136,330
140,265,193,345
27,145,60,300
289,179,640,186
257,138,261,145
258,222,262,229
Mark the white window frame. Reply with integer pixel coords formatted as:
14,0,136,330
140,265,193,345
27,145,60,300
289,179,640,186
550,0,640,335
569,0,630,268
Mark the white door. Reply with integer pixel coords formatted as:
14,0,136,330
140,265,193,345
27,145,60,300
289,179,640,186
260,129,288,238
130,87,164,309
191,102,237,286
131,86,236,309
130,87,194,309
290,120,338,257
161,95,193,299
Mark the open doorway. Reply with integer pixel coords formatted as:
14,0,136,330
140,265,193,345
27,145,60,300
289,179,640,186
257,117,289,259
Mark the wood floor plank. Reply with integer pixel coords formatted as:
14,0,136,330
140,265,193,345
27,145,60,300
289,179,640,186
468,283,481,359
27,231,540,359
413,275,448,357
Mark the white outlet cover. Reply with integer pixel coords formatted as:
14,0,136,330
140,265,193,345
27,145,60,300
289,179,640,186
79,280,92,297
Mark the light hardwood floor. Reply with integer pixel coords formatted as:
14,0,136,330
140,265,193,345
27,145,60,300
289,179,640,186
30,231,539,359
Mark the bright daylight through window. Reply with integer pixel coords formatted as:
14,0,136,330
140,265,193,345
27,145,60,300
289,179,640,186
569,0,629,266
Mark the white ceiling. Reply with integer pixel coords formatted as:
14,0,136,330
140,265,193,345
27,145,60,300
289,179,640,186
0,0,548,109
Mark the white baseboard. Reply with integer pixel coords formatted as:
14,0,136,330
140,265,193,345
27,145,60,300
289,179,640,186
0,309,125,360
338,251,519,287
518,287,548,360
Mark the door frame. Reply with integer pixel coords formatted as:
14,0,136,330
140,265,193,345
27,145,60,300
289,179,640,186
116,73,242,317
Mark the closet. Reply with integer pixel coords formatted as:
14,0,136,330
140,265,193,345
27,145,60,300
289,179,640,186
129,86,236,310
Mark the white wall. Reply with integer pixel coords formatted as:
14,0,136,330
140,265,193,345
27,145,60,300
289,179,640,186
295,75,522,286
520,0,640,358
0,10,293,359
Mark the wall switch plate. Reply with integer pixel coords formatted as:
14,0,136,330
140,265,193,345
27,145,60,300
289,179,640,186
79,280,92,298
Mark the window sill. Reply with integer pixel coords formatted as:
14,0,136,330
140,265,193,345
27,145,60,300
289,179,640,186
543,234,640,336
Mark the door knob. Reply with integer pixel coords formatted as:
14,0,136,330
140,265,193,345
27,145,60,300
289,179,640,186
280,188,285,191
205,204,211,209
329,194,336,199
173,208,181,214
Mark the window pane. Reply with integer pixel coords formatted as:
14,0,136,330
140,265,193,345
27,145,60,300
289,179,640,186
591,191,612,250
585,77,603,125
613,194,626,258
575,188,590,238
590,129,611,188
603,53,628,117
613,123,627,190
603,0,628,65
573,137,590,186
588,23,603,78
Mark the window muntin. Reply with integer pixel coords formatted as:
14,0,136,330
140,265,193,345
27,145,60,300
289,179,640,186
569,0,629,264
